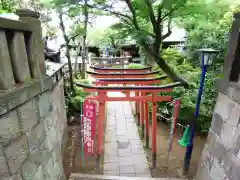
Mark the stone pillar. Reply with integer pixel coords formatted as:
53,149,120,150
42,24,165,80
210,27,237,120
8,31,31,83
195,12,240,180
0,30,15,90
16,9,46,78
223,13,240,82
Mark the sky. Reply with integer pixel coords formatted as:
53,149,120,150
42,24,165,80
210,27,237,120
45,12,186,49
44,14,120,49
1,2,185,48
94,15,118,28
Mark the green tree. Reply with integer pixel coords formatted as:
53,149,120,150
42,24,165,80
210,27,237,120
42,0,83,93
180,2,240,66
86,0,226,83
155,48,220,132
81,0,88,79
0,0,17,13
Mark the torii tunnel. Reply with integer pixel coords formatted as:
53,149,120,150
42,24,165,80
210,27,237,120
76,65,183,169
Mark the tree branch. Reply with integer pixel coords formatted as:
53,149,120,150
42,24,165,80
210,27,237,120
140,39,187,84
123,0,140,29
86,3,132,23
59,11,75,92
69,33,81,42
156,3,162,26
161,0,187,21
144,0,157,32
162,18,172,40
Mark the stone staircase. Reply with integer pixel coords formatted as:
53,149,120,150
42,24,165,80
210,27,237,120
69,173,186,180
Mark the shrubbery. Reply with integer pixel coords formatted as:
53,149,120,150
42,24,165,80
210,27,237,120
65,78,91,119
127,63,146,69
154,48,220,132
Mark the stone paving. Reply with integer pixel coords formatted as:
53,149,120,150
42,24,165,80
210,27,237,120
103,92,151,177
69,173,185,180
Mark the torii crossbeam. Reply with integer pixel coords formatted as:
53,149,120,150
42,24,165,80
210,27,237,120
86,70,161,78
90,66,152,73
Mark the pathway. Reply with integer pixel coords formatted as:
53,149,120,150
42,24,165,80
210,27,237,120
103,92,151,177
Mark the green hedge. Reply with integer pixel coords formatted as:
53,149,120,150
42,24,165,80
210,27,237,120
65,78,92,117
151,48,218,132
127,63,146,69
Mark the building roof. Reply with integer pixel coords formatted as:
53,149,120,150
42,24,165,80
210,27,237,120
163,26,186,42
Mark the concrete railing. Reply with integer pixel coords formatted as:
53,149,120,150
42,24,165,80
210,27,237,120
0,9,45,90
0,10,68,180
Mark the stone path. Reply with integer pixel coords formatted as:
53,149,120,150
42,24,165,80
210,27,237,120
103,92,151,177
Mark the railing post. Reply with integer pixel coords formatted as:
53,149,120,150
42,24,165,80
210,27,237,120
0,30,15,90
145,99,149,148
121,58,124,68
16,9,46,78
8,30,31,83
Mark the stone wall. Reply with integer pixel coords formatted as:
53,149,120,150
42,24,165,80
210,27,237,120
195,93,240,180
0,9,67,180
0,77,67,180
195,13,240,180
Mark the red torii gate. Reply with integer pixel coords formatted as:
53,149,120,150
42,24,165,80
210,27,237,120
90,66,152,73
90,68,163,134
86,70,161,78
77,66,183,169
92,76,168,136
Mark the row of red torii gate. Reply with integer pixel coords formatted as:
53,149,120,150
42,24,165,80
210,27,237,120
77,58,183,169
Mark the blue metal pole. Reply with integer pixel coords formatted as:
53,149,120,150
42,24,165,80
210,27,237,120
183,64,207,174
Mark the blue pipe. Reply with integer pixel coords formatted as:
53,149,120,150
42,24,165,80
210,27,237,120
183,61,207,174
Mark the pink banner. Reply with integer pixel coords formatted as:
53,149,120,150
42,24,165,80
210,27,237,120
172,99,180,131
83,100,96,156
168,99,181,154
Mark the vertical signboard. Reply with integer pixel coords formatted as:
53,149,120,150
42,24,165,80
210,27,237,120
168,99,181,154
83,100,96,156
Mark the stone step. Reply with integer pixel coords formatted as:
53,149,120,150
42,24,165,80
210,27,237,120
69,173,187,180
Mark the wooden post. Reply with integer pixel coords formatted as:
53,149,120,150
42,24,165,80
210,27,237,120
139,92,144,134
152,92,157,169
97,91,105,167
141,93,145,139
145,100,149,148
136,92,140,125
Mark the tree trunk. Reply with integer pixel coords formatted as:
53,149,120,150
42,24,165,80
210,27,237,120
59,12,75,93
139,35,187,85
74,41,81,78
141,42,186,84
81,38,86,79
81,0,88,79
145,53,155,66
153,53,186,84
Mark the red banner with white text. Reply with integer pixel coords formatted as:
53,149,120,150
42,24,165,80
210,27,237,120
83,100,96,156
